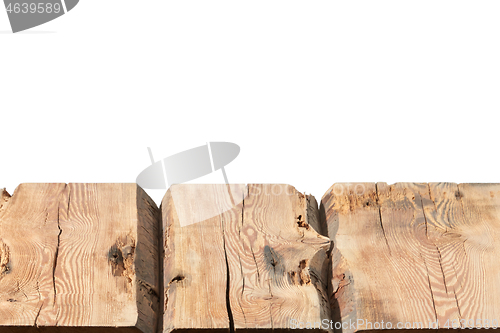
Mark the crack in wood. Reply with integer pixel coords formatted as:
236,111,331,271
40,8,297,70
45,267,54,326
428,184,438,211
375,183,391,255
53,206,62,306
0,188,11,216
453,287,462,320
34,281,42,326
221,215,235,333
236,199,247,327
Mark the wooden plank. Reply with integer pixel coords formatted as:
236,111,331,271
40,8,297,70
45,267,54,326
322,182,500,333
162,184,332,332
162,184,230,333
0,183,160,332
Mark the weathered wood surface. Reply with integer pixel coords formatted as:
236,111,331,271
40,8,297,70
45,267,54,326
162,184,332,332
322,183,500,333
0,184,160,332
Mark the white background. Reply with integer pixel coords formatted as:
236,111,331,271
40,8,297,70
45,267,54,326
1,1,499,205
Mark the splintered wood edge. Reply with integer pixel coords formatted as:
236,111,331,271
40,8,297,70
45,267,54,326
0,188,11,217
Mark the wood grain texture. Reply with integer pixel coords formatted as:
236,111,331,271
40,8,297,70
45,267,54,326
162,184,332,333
322,182,500,333
162,184,230,333
0,183,160,332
